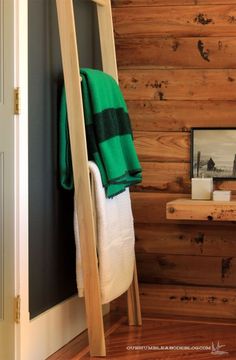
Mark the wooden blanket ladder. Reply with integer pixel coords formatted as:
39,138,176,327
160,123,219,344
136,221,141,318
56,0,142,357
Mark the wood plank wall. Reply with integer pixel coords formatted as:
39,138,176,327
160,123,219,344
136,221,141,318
112,0,236,319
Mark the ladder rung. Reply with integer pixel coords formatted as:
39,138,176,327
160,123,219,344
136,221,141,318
91,0,106,6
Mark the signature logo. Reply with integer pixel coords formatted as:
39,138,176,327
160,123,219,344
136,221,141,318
211,341,228,356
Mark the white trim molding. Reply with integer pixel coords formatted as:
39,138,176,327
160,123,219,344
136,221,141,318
14,0,29,359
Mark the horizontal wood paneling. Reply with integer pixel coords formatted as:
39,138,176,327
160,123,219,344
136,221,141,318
116,37,236,69
215,180,236,192
113,5,236,38
128,101,236,132
133,162,236,193
134,132,189,162
135,223,236,256
113,0,236,320
112,1,236,7
112,284,236,319
133,162,191,193
136,253,236,286
119,69,236,101
131,192,184,224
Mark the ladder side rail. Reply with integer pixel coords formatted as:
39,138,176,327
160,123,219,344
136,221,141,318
92,0,106,6
95,0,142,326
96,0,118,81
56,0,106,356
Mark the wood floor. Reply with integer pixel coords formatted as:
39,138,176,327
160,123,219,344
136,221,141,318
48,313,236,359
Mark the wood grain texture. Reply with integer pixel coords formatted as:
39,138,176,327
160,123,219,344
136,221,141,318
56,1,106,356
133,162,236,193
48,313,236,359
113,0,236,321
136,253,236,286
112,0,236,6
215,180,236,192
116,37,236,69
131,192,186,224
127,262,142,326
47,313,125,360
167,199,236,221
134,132,190,162
135,223,236,257
119,69,236,101
96,0,142,329
131,192,236,224
97,0,118,80
128,100,236,132
112,284,236,319
113,5,236,38
133,162,191,193
92,0,106,6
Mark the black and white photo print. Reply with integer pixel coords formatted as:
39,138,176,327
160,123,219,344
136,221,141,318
191,128,236,179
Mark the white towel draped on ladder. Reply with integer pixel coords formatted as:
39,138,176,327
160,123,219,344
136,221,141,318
74,161,135,304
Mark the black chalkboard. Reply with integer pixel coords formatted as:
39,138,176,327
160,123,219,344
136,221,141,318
28,0,98,318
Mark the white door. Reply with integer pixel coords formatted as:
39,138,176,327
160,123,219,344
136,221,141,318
16,0,89,358
16,1,109,359
0,0,90,357
0,0,15,359
0,1,95,358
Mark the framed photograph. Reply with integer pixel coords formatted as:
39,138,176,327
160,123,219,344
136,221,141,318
191,128,236,179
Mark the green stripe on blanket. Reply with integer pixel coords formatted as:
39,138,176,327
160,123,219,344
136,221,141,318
59,68,142,198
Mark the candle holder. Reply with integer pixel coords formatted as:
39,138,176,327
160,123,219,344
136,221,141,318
191,177,213,200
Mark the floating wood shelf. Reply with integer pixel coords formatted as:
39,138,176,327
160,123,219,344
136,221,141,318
166,199,236,222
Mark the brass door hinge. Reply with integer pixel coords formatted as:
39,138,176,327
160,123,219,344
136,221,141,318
14,295,21,324
14,87,20,115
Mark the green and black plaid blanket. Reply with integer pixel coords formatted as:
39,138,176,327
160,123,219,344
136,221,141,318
59,68,142,198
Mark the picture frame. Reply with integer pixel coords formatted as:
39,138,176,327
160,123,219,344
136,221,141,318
191,128,236,180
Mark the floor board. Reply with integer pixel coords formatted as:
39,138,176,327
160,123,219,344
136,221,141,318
48,314,236,359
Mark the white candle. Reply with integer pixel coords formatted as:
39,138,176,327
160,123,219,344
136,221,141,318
191,178,213,200
213,190,231,202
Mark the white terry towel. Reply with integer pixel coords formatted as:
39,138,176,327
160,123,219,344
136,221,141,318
74,161,135,304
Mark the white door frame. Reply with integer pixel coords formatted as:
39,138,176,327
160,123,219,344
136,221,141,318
14,0,29,358
14,2,109,359
0,0,16,359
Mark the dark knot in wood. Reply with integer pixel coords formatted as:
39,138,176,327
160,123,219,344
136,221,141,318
168,207,175,214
